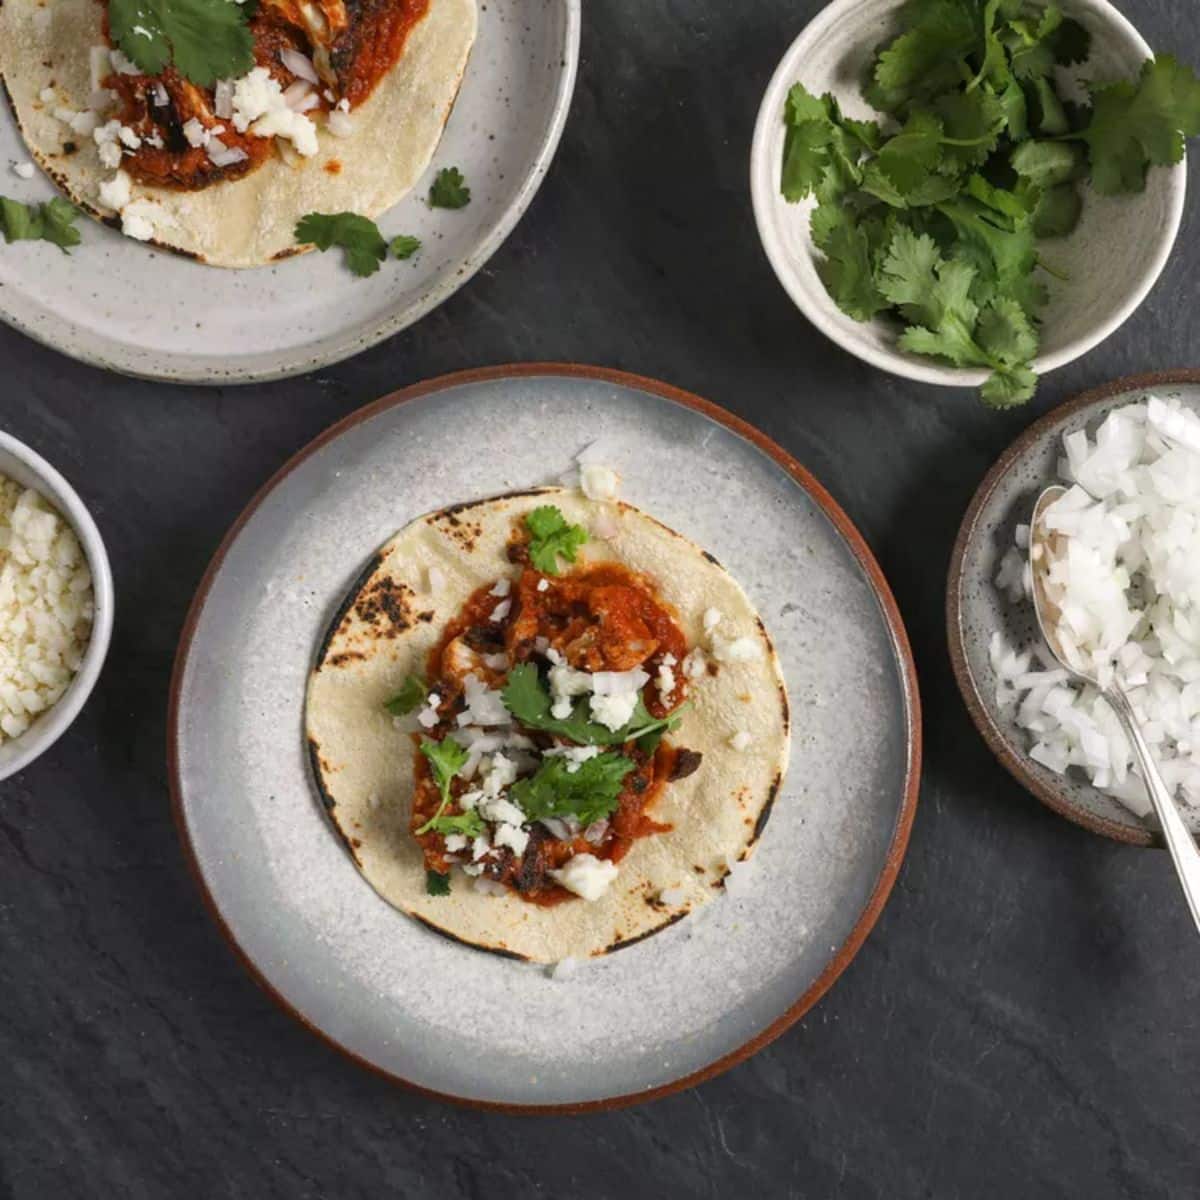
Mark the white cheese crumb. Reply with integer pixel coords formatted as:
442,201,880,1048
120,198,171,242
682,648,708,680
703,607,723,633
656,662,676,700
116,124,141,149
489,577,512,598
97,170,132,211
543,744,601,773
12,162,35,180
489,598,512,623
589,690,638,732
444,833,468,853
548,662,592,719
729,731,754,751
39,87,57,105
710,635,763,664
182,118,210,148
493,822,530,857
550,854,619,901
537,578,550,593
580,463,620,501
0,479,94,743
232,66,318,156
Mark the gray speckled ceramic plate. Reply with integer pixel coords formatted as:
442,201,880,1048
169,365,921,1110
0,3,579,384
948,370,1200,847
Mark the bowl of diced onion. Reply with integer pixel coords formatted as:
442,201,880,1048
948,370,1200,846
0,432,113,782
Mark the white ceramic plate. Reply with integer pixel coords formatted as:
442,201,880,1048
0,2,579,384
750,0,1186,389
169,365,921,1110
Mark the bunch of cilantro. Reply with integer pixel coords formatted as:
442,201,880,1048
782,0,1200,406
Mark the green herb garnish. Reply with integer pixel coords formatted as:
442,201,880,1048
108,0,254,87
510,752,637,828
414,737,469,835
389,234,422,260
429,167,471,209
295,212,389,277
425,870,452,897
384,675,429,717
501,663,682,747
525,506,588,575
0,197,81,252
783,1,1200,406
425,810,487,839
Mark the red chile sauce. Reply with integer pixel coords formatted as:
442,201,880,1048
412,561,693,905
98,0,428,191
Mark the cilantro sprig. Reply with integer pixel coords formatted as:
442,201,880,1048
426,811,487,839
426,869,452,896
429,167,471,209
384,675,429,717
108,0,254,88
0,197,81,252
501,663,682,748
295,213,424,277
414,737,469,835
510,753,637,828
525,506,588,575
783,1,1200,406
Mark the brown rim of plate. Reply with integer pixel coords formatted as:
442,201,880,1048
947,367,1200,851
167,363,924,1114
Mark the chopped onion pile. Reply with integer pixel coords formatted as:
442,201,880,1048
992,397,1200,818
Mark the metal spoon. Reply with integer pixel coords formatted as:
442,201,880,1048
1030,485,1200,932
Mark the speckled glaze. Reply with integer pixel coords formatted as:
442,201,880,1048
169,365,921,1109
948,370,1200,847
751,0,1186,389
0,2,579,384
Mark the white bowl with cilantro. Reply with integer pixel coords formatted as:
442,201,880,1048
751,0,1191,407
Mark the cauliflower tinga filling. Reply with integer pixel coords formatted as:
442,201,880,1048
387,506,704,904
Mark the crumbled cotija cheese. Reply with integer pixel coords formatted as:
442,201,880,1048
0,478,94,741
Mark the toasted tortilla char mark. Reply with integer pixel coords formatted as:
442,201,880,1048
750,773,782,843
307,737,364,865
352,574,416,637
314,551,383,670
602,910,687,955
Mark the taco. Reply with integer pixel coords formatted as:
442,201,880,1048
0,0,476,265
305,488,790,963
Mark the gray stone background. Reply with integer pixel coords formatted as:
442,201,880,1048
1,2,1197,1196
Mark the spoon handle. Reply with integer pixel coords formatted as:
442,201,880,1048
1105,684,1200,935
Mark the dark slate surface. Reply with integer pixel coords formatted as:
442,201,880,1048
2,2,1198,1196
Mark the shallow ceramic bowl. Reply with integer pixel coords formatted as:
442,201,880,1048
0,432,114,782
751,0,1185,389
947,369,1200,846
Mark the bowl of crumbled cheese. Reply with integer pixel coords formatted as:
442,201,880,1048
0,432,113,782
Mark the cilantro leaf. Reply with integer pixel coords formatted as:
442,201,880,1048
866,0,979,114
426,811,487,838
425,870,452,896
1083,56,1200,195
782,120,835,201
980,363,1038,407
510,752,637,828
1030,182,1082,237
976,296,1038,365
108,0,254,88
525,506,588,575
415,737,469,834
0,196,81,252
1010,140,1086,187
384,675,428,717
295,212,389,277
390,234,422,260
429,167,471,209
817,219,889,322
